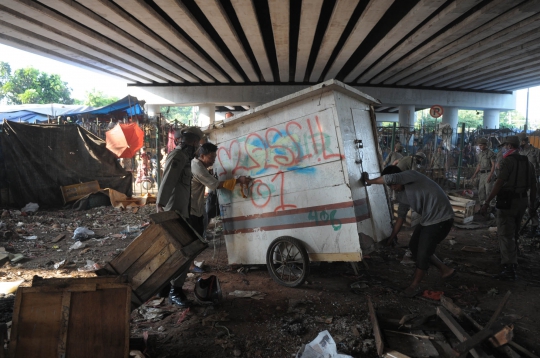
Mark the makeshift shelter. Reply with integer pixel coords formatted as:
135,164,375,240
1,121,132,207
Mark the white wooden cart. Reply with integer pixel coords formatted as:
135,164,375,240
206,80,393,287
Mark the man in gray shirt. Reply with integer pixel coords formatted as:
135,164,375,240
364,166,455,297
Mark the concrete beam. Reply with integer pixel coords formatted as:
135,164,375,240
375,106,390,112
268,0,289,82
231,0,274,82
483,109,500,129
392,1,540,85
355,0,482,83
154,0,243,83
416,27,540,87
4,0,187,83
470,63,540,90
0,21,154,83
375,113,398,122
77,0,211,82
370,0,516,85
196,0,258,82
295,0,323,82
130,84,516,111
0,34,135,83
324,0,393,80
399,105,416,128
505,79,540,91
112,0,223,82
343,0,446,82
309,0,359,82
479,68,540,90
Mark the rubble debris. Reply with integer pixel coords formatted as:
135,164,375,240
69,241,87,251
24,236,37,240
21,202,39,213
421,290,444,301
72,227,94,241
228,290,266,299
296,330,352,358
53,259,66,270
51,234,66,243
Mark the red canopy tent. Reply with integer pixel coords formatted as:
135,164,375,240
105,123,144,158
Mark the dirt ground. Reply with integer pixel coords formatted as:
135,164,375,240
1,204,540,358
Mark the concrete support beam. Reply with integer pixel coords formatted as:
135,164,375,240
147,104,161,117
355,0,482,83
442,107,459,128
268,0,289,82
483,109,500,129
195,0,258,82
309,0,359,82
324,0,393,80
130,84,516,111
344,0,446,82
399,105,416,128
295,0,323,82
231,0,274,82
198,105,215,127
375,113,398,123
371,0,517,85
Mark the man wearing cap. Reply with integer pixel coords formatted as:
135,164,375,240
471,138,496,207
520,136,540,236
395,152,426,171
480,136,536,280
383,143,403,167
156,126,204,306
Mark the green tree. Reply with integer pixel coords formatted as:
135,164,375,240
161,106,195,125
76,88,119,107
0,64,73,104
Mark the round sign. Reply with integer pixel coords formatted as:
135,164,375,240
430,105,444,118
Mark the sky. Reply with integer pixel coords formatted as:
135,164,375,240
0,43,538,124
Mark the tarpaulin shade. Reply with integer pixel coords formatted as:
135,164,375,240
0,121,132,207
106,123,144,158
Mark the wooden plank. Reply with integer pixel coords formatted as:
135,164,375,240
384,350,411,358
149,211,179,224
121,235,170,278
51,234,66,243
308,252,362,262
8,287,24,358
131,243,176,290
486,291,511,328
367,297,384,356
32,276,124,288
57,292,71,357
436,307,487,358
452,322,512,356
181,239,208,258
160,220,196,248
108,225,163,273
60,181,100,204
66,287,129,357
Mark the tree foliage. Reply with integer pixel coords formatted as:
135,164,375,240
74,88,119,107
161,106,195,125
0,62,74,105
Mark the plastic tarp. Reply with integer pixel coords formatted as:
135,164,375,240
0,121,132,208
82,96,143,116
0,111,49,123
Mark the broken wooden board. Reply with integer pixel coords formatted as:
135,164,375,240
60,180,100,204
97,211,207,309
10,277,130,358
384,330,439,357
436,306,487,358
51,234,66,243
368,297,384,357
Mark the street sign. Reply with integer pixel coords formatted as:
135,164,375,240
430,105,444,118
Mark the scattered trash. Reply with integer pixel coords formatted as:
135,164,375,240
24,236,38,240
129,350,145,358
21,202,39,213
69,241,87,251
448,239,457,246
0,279,24,294
488,227,497,232
0,221,5,230
228,290,266,300
146,298,164,307
137,306,165,321
487,288,499,296
72,227,94,241
296,330,352,358
78,260,101,272
8,253,24,263
16,222,24,227
54,259,66,269
194,260,204,268
461,246,487,253
350,281,369,294
422,290,444,301
51,234,66,243
400,250,415,266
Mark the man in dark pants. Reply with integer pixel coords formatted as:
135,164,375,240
480,136,537,280
364,166,455,297
190,143,251,237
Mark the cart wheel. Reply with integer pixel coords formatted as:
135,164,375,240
266,236,309,288
141,181,151,191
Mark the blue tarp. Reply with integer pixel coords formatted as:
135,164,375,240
0,95,143,122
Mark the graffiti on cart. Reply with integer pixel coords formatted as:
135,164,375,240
308,209,342,231
217,114,344,213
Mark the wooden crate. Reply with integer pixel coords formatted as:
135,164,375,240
448,195,475,224
393,204,421,227
99,211,208,308
60,180,100,204
9,276,131,358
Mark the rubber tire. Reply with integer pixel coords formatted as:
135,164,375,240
266,236,310,288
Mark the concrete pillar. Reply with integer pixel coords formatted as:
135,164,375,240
147,104,160,117
483,109,500,129
198,104,215,127
442,106,459,146
398,105,416,128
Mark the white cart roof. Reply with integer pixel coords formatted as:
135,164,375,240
203,79,380,132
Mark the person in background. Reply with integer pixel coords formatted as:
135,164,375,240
363,166,456,296
519,136,540,237
430,147,446,185
383,143,403,167
470,138,496,207
135,147,149,184
480,136,536,280
190,143,251,237
395,152,426,171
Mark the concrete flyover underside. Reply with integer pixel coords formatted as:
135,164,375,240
0,0,539,93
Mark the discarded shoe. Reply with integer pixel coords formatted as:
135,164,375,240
169,286,192,307
401,286,421,298
493,264,517,281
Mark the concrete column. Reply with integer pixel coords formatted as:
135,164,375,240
483,109,500,129
147,104,160,117
198,104,215,127
442,106,459,146
398,105,416,128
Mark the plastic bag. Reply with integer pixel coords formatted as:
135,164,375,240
21,202,39,212
69,241,86,250
72,227,94,241
296,330,352,358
